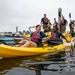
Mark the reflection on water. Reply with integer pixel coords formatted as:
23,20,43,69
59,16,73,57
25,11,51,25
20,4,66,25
0,52,75,75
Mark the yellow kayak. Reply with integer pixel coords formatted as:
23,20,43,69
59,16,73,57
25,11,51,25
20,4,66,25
0,44,65,58
0,32,73,58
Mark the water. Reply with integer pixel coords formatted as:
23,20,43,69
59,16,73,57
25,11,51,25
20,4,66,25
0,52,75,75
0,37,75,75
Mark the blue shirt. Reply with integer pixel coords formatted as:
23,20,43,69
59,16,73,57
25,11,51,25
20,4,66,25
56,32,62,38
61,19,67,26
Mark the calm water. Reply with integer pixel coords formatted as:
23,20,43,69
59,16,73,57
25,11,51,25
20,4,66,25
0,52,75,75
0,37,75,75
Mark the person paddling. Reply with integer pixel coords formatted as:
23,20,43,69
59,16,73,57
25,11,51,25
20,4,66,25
41,14,49,32
51,26,69,42
21,25,47,47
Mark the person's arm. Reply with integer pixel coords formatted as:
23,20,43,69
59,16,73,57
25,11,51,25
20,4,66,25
41,18,43,25
65,19,68,26
41,32,47,38
61,34,69,42
58,32,69,42
40,32,49,43
66,22,68,26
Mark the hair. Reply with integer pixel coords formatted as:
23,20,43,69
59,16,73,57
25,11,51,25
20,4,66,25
62,15,64,18
36,25,41,28
54,18,56,20
44,14,46,15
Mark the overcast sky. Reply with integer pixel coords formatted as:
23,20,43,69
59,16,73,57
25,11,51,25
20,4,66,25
0,0,75,32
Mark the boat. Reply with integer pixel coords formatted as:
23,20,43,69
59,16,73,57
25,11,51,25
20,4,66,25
0,31,74,58
0,43,66,58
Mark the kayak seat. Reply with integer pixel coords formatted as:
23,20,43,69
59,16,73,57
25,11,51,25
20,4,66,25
47,38,63,45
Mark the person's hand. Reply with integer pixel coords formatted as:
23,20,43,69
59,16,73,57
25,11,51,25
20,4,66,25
42,37,47,40
23,36,28,39
27,38,31,41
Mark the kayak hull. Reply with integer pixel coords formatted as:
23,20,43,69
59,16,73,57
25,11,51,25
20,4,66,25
0,44,65,58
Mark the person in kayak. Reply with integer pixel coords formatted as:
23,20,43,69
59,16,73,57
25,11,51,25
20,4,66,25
69,20,75,36
21,25,47,47
15,35,30,47
53,18,58,31
47,19,52,31
50,26,69,42
41,14,49,32
60,15,68,32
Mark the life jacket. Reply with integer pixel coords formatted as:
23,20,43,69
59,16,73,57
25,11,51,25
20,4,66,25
44,18,48,23
51,32,58,38
31,32,40,43
51,33,57,38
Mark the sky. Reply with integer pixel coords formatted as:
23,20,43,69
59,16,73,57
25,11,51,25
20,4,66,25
0,0,75,32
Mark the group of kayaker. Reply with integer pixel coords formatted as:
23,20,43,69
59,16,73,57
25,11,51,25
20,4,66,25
41,14,68,33
16,25,47,47
41,13,75,35
16,25,69,47
15,13,75,47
